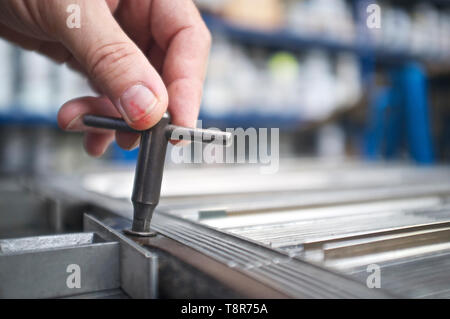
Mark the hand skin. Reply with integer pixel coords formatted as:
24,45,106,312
0,0,211,156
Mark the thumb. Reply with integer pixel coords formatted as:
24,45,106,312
54,0,168,130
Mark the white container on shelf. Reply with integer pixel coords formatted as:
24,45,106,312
0,40,14,112
18,51,54,115
56,64,93,110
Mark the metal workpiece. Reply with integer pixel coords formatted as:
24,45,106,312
148,213,392,298
83,214,158,298
4,164,450,298
0,232,120,298
82,114,231,236
0,232,101,254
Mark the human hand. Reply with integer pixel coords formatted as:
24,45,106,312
0,0,211,155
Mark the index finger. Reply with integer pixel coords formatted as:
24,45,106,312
150,0,211,128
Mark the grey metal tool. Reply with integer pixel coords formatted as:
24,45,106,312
83,113,232,236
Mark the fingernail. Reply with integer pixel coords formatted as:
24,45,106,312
119,84,158,123
66,115,84,131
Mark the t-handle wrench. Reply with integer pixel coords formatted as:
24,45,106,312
83,113,232,236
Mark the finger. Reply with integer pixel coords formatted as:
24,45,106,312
115,131,140,150
113,0,153,52
60,96,140,150
51,0,168,130
151,0,211,128
113,2,165,73
147,43,165,74
57,96,121,132
83,131,115,157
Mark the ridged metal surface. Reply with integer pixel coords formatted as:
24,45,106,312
223,204,450,249
148,164,450,299
28,162,450,298
347,251,450,298
152,214,389,298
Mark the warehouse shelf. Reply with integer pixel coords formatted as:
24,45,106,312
0,110,58,126
202,13,447,65
0,109,304,129
0,12,445,130
199,110,302,131
203,13,355,52
0,108,303,130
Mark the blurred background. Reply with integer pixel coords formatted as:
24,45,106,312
0,0,449,174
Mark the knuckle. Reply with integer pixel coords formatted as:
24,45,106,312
9,0,50,36
86,41,137,80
